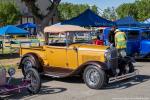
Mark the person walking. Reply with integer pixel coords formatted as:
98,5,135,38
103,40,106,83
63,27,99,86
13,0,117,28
114,29,127,57
108,26,116,46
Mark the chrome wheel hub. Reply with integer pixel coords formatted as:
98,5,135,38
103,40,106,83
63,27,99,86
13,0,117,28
24,61,32,73
86,68,100,86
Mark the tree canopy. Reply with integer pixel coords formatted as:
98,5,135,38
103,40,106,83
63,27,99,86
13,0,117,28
0,2,20,26
58,3,98,21
116,0,150,21
102,7,117,21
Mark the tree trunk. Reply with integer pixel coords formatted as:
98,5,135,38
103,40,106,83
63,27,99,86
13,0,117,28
22,0,61,33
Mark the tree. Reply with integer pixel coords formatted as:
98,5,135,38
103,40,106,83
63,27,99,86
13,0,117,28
58,3,98,21
116,3,138,20
102,7,117,21
116,0,150,21
136,0,150,21
0,2,20,26
21,0,61,32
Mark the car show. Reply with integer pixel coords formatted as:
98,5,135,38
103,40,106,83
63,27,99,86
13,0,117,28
0,0,150,100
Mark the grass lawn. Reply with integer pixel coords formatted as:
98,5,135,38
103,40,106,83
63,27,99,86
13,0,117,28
0,47,20,70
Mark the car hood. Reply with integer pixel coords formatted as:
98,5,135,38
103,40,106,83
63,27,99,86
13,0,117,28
69,43,109,52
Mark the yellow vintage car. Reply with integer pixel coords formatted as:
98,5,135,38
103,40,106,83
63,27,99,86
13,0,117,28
19,25,138,89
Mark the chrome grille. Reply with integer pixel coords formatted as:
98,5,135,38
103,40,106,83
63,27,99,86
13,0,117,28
107,48,118,69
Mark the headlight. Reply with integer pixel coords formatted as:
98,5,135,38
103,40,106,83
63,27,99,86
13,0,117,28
8,67,16,77
104,49,111,61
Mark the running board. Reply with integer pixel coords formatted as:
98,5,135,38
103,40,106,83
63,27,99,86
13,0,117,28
43,72,71,78
109,70,139,83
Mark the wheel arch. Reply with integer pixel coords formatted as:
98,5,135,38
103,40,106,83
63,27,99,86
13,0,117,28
75,61,108,75
19,52,44,71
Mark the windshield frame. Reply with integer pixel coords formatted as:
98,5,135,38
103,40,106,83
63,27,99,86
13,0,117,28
66,32,92,45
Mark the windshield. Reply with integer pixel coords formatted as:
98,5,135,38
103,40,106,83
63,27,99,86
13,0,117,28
48,32,92,46
67,32,92,44
142,31,150,40
127,30,139,40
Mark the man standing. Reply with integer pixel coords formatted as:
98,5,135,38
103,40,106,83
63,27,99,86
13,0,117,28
108,26,116,46
115,29,127,57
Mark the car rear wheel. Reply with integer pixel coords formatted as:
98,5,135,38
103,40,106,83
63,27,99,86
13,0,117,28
21,55,41,76
83,65,106,89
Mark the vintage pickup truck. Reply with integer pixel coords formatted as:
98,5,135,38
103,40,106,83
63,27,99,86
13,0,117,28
103,27,150,58
19,25,138,89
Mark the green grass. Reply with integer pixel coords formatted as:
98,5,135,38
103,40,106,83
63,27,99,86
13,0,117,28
0,64,18,70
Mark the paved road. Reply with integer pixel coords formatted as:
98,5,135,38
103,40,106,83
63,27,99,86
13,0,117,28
3,61,150,100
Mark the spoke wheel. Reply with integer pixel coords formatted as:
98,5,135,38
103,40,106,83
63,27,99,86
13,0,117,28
26,68,41,94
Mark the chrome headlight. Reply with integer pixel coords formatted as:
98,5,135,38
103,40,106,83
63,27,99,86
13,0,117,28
8,67,16,77
104,49,111,61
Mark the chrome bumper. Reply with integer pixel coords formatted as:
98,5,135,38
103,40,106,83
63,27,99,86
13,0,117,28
109,69,139,83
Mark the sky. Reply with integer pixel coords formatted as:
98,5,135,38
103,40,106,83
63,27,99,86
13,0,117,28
62,0,136,11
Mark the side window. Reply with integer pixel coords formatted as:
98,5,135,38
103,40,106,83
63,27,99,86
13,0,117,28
142,31,150,39
49,33,67,46
127,31,139,40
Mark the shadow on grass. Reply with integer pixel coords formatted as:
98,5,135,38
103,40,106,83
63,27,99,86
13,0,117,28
0,53,20,60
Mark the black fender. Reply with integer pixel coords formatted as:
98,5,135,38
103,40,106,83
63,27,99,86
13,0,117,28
75,61,108,75
124,56,136,63
19,53,43,72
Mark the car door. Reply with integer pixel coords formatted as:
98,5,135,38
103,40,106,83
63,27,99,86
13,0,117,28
126,30,140,55
66,46,78,70
46,46,67,68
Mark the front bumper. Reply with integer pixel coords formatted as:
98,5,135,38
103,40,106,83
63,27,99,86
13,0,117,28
109,69,139,83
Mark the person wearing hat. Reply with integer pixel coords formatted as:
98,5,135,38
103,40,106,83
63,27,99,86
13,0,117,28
115,29,127,57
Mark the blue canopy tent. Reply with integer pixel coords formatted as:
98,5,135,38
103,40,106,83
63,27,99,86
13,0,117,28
0,25,29,54
17,23,37,36
115,16,140,27
17,23,36,29
61,9,115,27
0,25,29,35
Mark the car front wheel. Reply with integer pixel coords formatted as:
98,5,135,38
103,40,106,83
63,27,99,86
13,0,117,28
83,65,106,89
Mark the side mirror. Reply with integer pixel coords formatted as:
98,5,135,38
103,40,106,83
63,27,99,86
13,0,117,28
8,67,16,77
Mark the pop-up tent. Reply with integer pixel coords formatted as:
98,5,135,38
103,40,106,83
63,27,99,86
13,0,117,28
115,16,140,27
0,25,29,35
17,22,36,29
61,9,115,27
0,25,29,54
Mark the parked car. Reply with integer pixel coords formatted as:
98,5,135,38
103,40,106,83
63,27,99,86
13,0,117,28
103,27,150,58
19,25,138,89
